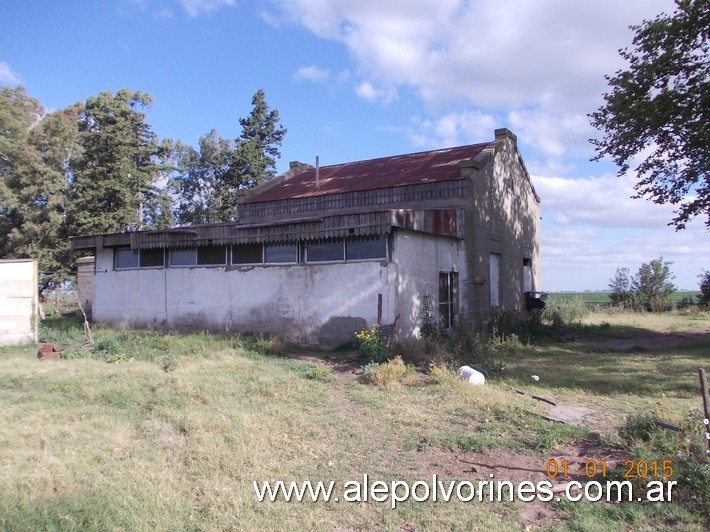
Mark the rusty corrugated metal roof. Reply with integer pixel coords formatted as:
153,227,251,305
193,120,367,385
245,142,490,203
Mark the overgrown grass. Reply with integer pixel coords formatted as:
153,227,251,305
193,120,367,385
0,310,708,530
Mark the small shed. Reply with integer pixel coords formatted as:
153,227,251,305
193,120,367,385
0,258,39,345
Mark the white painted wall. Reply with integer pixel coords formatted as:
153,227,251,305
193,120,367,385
91,229,467,344
93,248,397,344
0,259,38,345
392,230,467,338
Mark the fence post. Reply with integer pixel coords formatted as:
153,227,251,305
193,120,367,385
699,368,710,453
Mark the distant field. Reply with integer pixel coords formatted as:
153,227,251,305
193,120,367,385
547,290,701,307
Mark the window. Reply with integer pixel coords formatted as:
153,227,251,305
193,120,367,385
307,238,344,262
197,245,227,265
115,248,138,269
232,243,263,264
140,248,165,267
346,234,387,260
264,242,298,263
170,248,197,266
523,258,533,293
114,248,164,269
439,271,458,329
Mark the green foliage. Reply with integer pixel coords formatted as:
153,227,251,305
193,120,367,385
234,89,287,189
171,89,286,224
419,294,444,339
67,89,170,236
608,266,633,308
0,87,79,291
360,356,416,386
606,258,677,312
589,0,710,229
354,324,390,363
631,257,676,312
542,296,589,327
170,131,236,225
618,410,710,515
304,363,333,381
698,269,710,307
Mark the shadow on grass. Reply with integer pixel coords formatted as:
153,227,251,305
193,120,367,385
503,342,707,397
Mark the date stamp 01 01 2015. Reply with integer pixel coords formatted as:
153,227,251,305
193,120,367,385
545,458,675,480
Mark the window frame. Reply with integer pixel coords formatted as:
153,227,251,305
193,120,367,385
305,238,345,263
264,241,299,264
231,243,264,265
439,271,459,329
169,247,197,267
345,234,388,261
114,247,165,270
197,245,227,266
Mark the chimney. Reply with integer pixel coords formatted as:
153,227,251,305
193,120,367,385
315,156,320,189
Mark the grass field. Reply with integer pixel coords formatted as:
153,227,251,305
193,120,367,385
0,310,709,530
547,291,702,307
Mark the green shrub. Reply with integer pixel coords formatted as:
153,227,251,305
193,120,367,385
542,296,588,326
361,356,416,386
304,363,333,381
419,294,445,339
355,324,390,363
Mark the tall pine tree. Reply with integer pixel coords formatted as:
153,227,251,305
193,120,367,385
67,89,168,236
171,89,286,224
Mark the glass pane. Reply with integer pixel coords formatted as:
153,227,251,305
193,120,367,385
307,239,344,262
346,234,386,260
264,242,298,263
439,273,449,304
115,248,138,269
140,248,164,267
197,245,226,265
170,248,197,266
232,243,263,264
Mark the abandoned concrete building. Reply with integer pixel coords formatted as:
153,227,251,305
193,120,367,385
71,128,541,345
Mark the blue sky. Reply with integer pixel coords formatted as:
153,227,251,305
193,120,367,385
1,0,707,290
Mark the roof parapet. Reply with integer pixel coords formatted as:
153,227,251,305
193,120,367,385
494,128,517,143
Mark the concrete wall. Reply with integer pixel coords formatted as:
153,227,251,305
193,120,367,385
462,131,541,315
0,259,38,345
92,247,398,345
392,230,467,338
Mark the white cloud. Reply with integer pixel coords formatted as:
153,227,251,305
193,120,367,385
271,0,674,170
273,0,672,109
180,0,235,17
0,61,20,84
405,111,498,148
355,80,396,104
540,221,709,291
534,172,710,290
293,65,330,83
535,173,678,230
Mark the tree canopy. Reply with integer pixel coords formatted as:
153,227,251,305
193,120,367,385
608,257,676,312
66,89,170,236
171,89,286,224
0,85,286,293
589,0,709,229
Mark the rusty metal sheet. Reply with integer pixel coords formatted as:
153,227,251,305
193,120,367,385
244,142,489,203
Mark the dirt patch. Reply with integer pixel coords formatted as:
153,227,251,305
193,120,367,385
407,438,629,528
